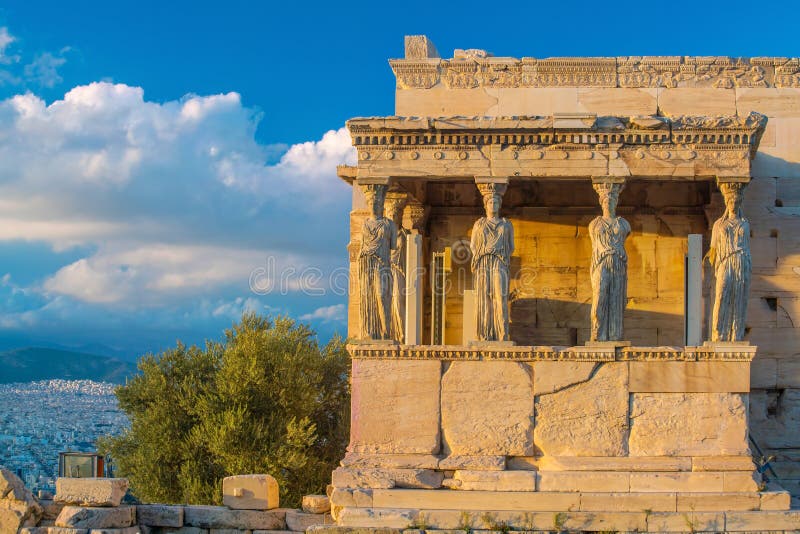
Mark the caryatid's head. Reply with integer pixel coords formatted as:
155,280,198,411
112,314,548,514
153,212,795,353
720,181,746,218
593,182,624,217
362,184,388,219
484,193,503,218
384,192,408,225
477,182,507,219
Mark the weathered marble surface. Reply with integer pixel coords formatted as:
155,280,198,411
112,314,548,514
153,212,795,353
441,361,533,455
534,362,630,456
589,179,630,342
349,359,441,455
358,183,396,340
470,180,514,342
385,192,408,343
708,180,752,342
628,393,750,456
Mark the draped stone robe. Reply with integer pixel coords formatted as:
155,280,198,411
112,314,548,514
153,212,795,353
710,215,751,342
359,217,397,340
390,227,408,342
589,216,631,341
470,217,514,341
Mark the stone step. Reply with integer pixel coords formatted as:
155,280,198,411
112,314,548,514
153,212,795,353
364,488,791,512
331,508,800,532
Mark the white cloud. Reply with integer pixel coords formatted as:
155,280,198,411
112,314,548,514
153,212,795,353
0,81,355,310
299,303,346,323
212,296,262,319
0,26,69,86
23,50,68,88
0,27,17,64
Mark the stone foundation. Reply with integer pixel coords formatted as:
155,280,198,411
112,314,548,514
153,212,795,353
333,344,795,532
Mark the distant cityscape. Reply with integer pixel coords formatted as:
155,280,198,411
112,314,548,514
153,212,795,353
0,380,128,492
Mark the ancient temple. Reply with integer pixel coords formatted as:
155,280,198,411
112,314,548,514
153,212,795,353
330,37,800,532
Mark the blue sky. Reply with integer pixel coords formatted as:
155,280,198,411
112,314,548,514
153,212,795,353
0,1,797,359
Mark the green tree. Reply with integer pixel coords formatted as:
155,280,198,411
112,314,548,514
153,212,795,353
99,313,350,507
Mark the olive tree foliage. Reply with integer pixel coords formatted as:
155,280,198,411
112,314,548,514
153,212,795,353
99,313,350,507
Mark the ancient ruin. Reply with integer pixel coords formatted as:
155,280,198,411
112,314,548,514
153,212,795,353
332,36,800,532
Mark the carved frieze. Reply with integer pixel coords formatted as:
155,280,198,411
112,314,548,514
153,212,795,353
618,56,688,88
345,112,766,181
775,58,800,88
389,59,441,90
527,57,617,87
346,344,757,361
389,55,800,89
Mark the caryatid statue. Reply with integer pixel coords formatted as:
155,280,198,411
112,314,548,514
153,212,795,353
589,178,631,342
358,182,397,340
706,180,751,342
470,179,514,342
385,192,408,343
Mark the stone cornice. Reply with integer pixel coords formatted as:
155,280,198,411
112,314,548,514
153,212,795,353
344,113,766,181
346,343,757,362
389,56,800,89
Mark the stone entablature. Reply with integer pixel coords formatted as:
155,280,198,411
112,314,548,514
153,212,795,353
343,113,766,180
347,343,757,362
390,55,800,89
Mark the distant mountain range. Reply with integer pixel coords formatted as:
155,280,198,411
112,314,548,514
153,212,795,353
0,347,138,384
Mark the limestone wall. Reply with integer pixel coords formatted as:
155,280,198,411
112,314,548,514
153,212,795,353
360,49,800,496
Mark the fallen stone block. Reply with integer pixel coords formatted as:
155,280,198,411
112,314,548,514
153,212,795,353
285,510,333,531
18,528,49,534
137,504,184,527
55,478,129,507
252,531,295,534
332,468,443,490
0,468,44,530
55,506,136,529
222,474,280,511
302,495,331,514
183,505,286,530
40,499,66,520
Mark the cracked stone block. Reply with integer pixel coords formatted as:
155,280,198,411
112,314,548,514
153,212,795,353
534,362,629,456
441,361,534,456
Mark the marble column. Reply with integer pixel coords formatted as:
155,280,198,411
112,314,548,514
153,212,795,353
385,191,408,343
589,176,630,342
404,201,427,345
686,234,703,346
471,177,514,342
706,177,752,343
